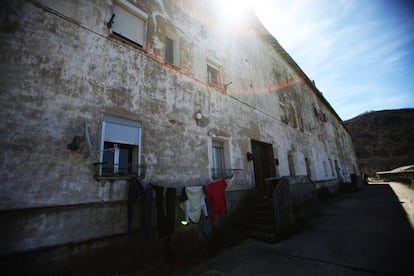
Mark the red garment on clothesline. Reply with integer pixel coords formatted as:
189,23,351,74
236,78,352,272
207,179,227,223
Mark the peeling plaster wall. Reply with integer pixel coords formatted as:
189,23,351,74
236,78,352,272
0,0,358,254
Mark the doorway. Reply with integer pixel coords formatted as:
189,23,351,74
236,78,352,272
251,140,276,198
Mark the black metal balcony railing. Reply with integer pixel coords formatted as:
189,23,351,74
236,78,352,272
93,162,146,179
93,163,242,181
211,168,242,180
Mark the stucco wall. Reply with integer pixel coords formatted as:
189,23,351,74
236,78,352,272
0,0,358,255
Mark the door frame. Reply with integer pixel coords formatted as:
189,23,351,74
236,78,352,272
251,140,276,198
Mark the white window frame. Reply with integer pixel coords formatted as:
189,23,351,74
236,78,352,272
111,0,148,47
99,115,142,178
210,138,231,179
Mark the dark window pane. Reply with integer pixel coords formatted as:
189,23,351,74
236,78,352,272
166,37,174,63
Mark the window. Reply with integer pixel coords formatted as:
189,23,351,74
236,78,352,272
329,159,334,176
288,105,297,128
207,63,221,87
288,152,295,176
323,161,328,177
98,115,142,178
212,140,225,178
305,157,312,177
111,0,148,47
164,28,180,67
211,140,232,179
165,37,174,64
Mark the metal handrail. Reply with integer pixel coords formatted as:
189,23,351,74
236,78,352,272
93,162,146,179
272,177,290,228
211,168,242,180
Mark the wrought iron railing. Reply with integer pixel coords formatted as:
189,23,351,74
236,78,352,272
271,176,317,228
93,162,146,179
272,177,290,227
211,168,242,180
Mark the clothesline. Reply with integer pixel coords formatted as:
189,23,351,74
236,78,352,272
127,178,228,241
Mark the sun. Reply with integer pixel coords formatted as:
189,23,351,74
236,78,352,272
219,0,252,21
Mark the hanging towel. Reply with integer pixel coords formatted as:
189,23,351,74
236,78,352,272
184,186,207,223
207,179,227,223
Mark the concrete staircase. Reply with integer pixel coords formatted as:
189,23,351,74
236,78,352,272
242,199,279,243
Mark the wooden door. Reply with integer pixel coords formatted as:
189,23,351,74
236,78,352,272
251,140,276,198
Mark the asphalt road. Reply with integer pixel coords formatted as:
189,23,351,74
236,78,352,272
185,182,414,276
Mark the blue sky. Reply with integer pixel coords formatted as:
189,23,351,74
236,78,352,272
252,0,414,120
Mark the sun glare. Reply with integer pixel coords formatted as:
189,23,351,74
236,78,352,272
220,0,252,21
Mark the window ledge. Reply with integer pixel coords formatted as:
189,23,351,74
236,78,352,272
93,162,146,181
165,61,181,71
94,176,132,181
208,82,225,92
109,32,146,51
211,169,242,180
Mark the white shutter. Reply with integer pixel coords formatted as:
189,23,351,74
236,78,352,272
103,115,141,145
112,0,147,46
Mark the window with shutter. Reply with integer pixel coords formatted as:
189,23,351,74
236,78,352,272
98,115,142,178
111,0,147,47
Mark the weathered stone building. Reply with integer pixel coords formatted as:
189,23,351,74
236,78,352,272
0,0,359,256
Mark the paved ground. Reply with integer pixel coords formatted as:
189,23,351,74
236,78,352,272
184,182,414,276
2,182,413,275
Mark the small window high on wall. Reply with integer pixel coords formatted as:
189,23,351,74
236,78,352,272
207,58,221,88
207,64,220,86
98,115,142,178
111,0,148,47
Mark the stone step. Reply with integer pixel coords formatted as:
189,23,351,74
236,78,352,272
246,215,275,226
244,229,279,243
243,222,277,232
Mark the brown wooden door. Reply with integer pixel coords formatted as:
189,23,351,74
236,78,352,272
251,140,276,198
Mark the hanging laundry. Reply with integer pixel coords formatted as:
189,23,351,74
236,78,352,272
181,186,208,224
319,110,324,122
207,178,227,223
313,106,318,116
154,185,176,239
127,177,152,240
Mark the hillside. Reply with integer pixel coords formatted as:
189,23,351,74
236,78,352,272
344,108,414,175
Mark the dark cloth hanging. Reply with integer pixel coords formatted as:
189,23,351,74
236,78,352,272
313,106,318,116
127,177,152,240
179,186,187,202
154,185,176,238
